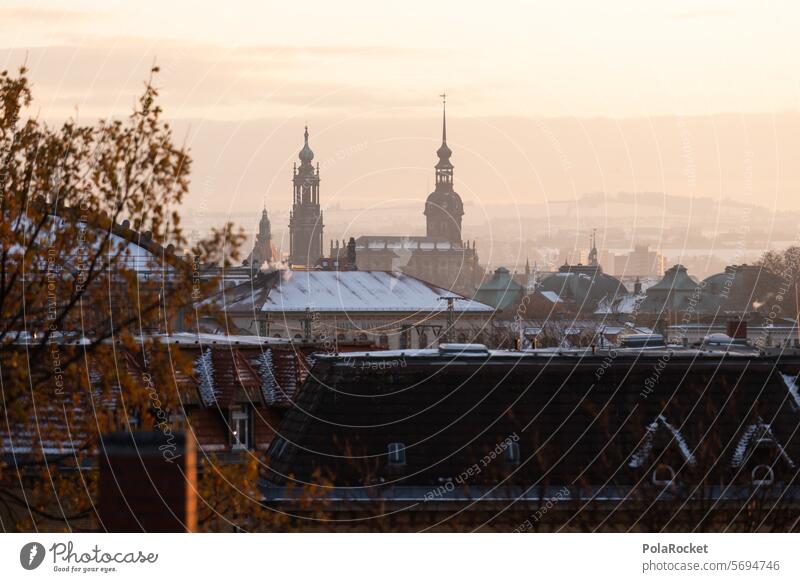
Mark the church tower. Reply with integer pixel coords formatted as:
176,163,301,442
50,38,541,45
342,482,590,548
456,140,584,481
588,228,599,267
289,126,324,266
247,206,274,268
425,94,464,243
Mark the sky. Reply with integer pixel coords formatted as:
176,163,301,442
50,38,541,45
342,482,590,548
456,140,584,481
2,0,799,223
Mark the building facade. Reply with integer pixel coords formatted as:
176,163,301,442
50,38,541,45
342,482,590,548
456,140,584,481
216,269,495,349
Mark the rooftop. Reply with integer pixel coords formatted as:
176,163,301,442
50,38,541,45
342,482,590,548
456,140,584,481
256,270,494,313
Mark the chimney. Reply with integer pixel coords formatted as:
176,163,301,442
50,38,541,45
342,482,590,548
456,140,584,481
726,319,747,340
99,431,197,532
634,277,642,295
347,237,357,270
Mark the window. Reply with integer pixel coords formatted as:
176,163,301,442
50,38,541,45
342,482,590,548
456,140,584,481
752,464,774,486
505,442,520,465
387,443,406,466
231,408,251,450
419,331,429,349
379,334,389,348
400,328,411,350
651,463,675,486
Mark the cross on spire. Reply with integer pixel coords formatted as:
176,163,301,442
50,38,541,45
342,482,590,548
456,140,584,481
439,92,447,143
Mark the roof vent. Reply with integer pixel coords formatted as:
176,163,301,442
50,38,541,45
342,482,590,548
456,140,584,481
619,334,665,348
704,332,748,347
438,343,489,356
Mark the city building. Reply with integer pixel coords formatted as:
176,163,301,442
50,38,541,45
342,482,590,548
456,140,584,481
612,244,666,278
537,263,628,314
214,268,495,349
352,98,483,296
263,344,800,530
472,266,526,311
537,233,629,314
2,332,369,460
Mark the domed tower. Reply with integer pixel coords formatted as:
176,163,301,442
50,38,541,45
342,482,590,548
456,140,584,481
425,95,464,243
289,126,324,266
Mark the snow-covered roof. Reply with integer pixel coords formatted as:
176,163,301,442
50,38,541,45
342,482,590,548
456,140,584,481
628,414,697,468
594,293,645,315
107,231,175,274
149,332,290,346
259,270,494,313
12,211,178,277
539,291,562,303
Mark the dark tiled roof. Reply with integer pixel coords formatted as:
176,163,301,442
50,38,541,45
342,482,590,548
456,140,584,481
265,349,800,502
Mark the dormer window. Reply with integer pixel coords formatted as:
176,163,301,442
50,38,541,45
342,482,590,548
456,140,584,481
231,407,251,450
388,443,406,466
505,442,520,465
651,463,676,487
751,464,774,486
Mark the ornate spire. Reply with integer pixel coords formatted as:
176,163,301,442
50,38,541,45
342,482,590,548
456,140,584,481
299,125,314,164
426,94,463,242
436,92,452,166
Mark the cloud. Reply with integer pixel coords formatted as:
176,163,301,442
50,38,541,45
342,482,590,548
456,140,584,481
0,39,447,120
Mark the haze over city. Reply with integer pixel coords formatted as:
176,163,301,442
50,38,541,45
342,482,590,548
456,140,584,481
3,1,800,273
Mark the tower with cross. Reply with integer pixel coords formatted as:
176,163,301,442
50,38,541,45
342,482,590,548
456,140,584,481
424,92,464,243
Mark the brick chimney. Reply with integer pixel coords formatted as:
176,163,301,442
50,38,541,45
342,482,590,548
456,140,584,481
726,319,748,340
99,431,197,532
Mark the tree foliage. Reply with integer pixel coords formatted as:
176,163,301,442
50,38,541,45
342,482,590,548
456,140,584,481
0,67,245,531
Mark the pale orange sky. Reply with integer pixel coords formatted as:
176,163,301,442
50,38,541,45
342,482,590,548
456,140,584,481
2,0,799,219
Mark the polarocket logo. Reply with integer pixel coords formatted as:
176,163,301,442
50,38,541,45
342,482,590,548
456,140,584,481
20,542,46,570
